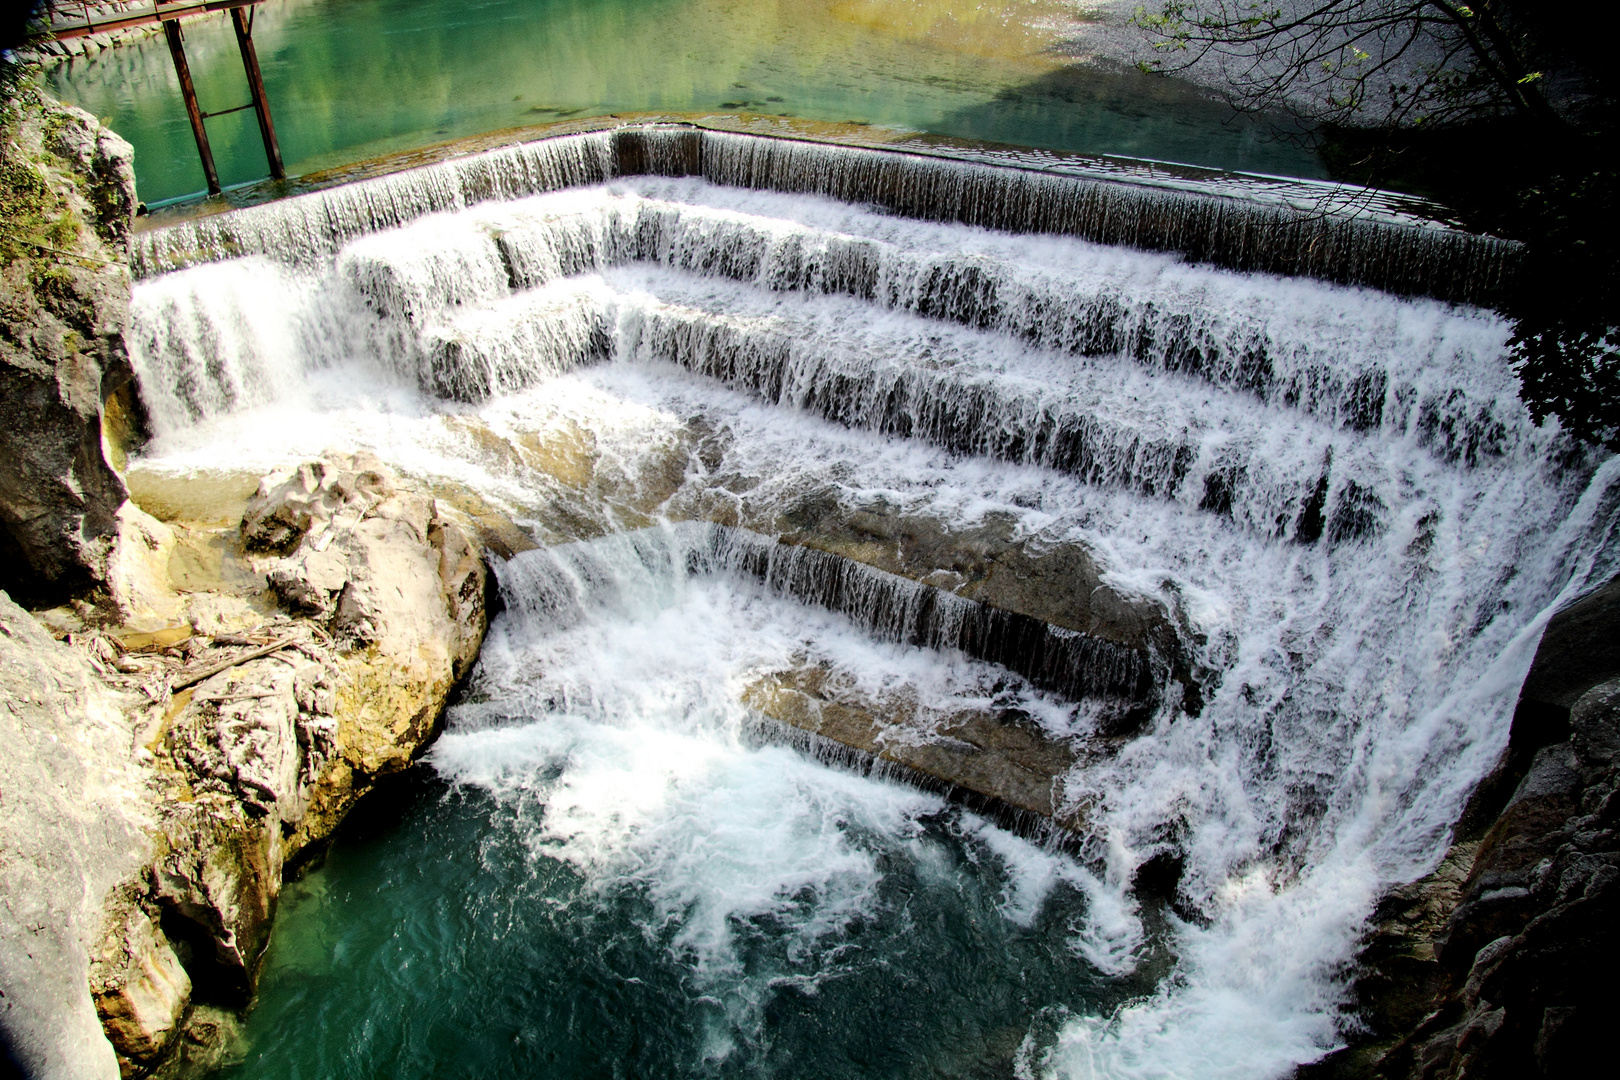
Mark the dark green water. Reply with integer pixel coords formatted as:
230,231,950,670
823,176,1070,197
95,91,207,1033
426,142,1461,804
45,0,1325,205
202,569,1158,1079
219,776,1117,1079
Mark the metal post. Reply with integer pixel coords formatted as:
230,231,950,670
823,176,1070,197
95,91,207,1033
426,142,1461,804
230,6,284,180
163,18,221,195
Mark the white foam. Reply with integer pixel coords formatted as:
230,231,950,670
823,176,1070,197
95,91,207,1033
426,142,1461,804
126,173,1620,1079
432,568,1083,1041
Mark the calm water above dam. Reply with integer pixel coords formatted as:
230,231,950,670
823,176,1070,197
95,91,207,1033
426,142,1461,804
45,0,1325,205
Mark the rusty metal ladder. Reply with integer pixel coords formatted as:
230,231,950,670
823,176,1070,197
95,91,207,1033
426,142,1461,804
40,2,285,196
160,2,284,195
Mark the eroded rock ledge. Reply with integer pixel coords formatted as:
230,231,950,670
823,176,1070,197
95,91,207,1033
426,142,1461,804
2,454,488,1078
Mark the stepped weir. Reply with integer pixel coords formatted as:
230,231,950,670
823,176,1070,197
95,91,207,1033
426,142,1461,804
121,127,1616,1076
133,125,1520,304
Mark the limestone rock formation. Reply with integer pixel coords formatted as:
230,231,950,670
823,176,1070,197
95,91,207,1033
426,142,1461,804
0,592,150,1080
1,452,490,1078
0,92,139,603
238,452,487,847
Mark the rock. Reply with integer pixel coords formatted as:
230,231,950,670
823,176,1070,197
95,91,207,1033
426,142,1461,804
105,502,186,628
1305,581,1620,1080
744,662,1085,838
0,592,150,1080
128,453,489,1002
90,893,191,1071
1570,678,1620,777
0,93,138,604
1436,743,1581,967
3,449,492,1078
243,453,486,682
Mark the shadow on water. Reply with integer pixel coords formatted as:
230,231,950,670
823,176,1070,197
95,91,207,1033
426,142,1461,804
936,60,1325,178
214,759,1160,1080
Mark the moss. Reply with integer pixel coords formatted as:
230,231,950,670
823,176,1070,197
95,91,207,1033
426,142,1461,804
1,88,97,270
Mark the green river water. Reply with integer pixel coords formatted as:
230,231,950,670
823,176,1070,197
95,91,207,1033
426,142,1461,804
45,0,1324,205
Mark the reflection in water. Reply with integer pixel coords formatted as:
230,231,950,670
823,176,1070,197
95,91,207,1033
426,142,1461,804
46,0,1324,205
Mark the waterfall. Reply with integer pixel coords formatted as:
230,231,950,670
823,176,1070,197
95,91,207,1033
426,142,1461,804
132,126,1520,306
496,521,1162,716
122,143,1618,1080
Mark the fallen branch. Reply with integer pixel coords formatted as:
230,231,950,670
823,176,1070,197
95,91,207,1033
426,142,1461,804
171,638,297,692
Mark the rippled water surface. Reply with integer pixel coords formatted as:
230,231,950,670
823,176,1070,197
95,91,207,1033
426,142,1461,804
45,0,1325,204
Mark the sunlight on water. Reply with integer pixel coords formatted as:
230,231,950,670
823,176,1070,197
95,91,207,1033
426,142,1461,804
46,0,1324,204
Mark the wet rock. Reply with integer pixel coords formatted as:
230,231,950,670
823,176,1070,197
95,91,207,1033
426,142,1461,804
743,663,1085,838
765,497,1213,723
1307,577,1620,1080
0,94,137,603
105,502,186,628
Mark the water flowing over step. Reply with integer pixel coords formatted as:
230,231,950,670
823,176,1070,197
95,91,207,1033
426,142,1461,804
471,193,1515,457
120,136,1620,1080
241,184,1522,465
488,523,1146,842
129,199,1528,552
609,286,1401,546
497,522,1170,731
132,126,1519,305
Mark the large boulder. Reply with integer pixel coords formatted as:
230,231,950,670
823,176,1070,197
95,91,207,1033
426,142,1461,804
0,92,139,604
0,592,151,1080
127,452,488,1033
1,452,491,1078
239,452,487,846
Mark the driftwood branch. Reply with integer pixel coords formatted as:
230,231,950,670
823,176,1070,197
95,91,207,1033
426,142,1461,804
170,637,298,692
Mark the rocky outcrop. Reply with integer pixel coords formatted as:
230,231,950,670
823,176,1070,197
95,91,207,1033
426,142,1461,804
0,90,139,604
1,454,489,1078
237,453,487,849
745,662,1086,840
760,496,1212,728
0,593,151,1080
1306,574,1620,1079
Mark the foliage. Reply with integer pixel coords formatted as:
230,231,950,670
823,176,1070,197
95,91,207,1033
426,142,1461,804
1131,1,1562,128
1505,162,1620,449
1135,0,1619,451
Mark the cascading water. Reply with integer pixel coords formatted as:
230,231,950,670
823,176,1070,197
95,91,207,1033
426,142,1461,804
124,132,1619,1078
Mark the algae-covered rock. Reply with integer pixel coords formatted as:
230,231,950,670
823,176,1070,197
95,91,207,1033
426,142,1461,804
0,92,138,603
